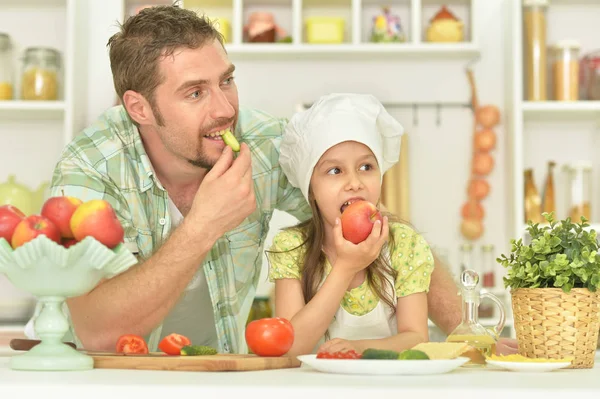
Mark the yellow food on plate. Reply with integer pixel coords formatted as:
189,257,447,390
487,354,573,363
411,342,485,364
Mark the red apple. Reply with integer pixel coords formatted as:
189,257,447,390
41,196,83,238
70,199,124,249
0,205,26,244
340,200,383,244
61,238,78,248
11,215,61,249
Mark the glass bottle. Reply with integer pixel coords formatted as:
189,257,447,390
0,33,13,100
550,40,581,101
20,47,61,101
523,0,548,101
478,244,495,319
481,244,495,288
246,296,272,325
446,270,506,367
542,161,556,215
524,169,543,224
458,243,474,276
564,162,592,222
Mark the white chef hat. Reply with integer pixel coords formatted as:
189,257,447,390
280,93,404,202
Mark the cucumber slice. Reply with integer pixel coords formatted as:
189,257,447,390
222,129,240,152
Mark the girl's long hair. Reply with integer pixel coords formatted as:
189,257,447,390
269,193,406,318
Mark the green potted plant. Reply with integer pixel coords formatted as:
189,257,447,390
497,212,600,369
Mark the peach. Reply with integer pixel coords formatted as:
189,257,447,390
340,200,383,244
70,199,124,249
41,196,83,238
11,215,61,248
0,205,26,244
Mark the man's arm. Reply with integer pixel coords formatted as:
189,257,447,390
376,204,462,335
426,253,462,335
62,145,255,351
67,220,215,351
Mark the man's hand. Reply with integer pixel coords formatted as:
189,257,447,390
496,337,519,355
186,143,256,241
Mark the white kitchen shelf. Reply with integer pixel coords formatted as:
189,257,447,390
523,101,600,112
225,42,479,58
0,101,65,120
176,0,479,57
506,1,600,242
0,101,65,111
0,0,88,205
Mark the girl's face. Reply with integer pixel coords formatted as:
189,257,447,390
310,141,382,231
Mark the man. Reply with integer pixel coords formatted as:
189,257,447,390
46,5,514,354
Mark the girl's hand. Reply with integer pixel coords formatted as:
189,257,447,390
317,338,363,355
333,216,389,275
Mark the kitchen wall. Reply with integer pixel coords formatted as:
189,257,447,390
0,0,509,304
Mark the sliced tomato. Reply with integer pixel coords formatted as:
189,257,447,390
316,350,361,359
116,334,149,354
158,333,191,356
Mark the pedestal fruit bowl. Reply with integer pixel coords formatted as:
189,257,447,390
0,232,137,371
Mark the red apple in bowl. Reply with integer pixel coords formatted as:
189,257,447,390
41,196,83,238
61,238,78,248
0,205,26,243
340,200,383,244
70,199,124,249
11,215,61,248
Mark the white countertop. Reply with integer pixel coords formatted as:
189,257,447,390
0,350,599,398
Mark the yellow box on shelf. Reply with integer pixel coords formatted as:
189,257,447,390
305,17,345,44
211,17,231,43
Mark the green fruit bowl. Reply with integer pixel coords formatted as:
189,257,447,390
0,235,137,371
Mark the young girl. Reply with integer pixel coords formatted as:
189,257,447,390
267,93,434,357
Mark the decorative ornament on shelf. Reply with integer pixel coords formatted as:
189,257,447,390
370,7,406,43
426,5,464,43
244,12,290,43
460,68,501,241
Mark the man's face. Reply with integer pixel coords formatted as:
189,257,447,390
150,39,239,169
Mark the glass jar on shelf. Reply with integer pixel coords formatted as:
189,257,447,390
551,40,581,101
564,162,592,222
20,47,61,101
0,33,13,100
580,50,600,101
523,0,548,101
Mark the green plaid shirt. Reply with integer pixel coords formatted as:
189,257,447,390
50,105,311,353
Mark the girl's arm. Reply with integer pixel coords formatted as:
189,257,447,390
353,291,429,353
274,217,390,357
274,266,355,357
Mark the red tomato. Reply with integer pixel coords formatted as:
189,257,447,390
158,333,191,355
245,317,294,357
116,334,149,354
316,350,361,360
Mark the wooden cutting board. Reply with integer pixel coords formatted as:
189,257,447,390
91,353,301,372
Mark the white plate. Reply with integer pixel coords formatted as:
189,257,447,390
297,355,470,375
486,359,572,372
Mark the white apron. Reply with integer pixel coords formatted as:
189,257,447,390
313,268,398,352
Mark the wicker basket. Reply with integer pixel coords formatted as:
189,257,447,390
511,288,600,369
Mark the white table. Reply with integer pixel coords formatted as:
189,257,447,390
0,350,599,399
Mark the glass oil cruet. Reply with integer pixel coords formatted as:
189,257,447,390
446,269,506,366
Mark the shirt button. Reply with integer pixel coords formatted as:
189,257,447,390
159,218,166,225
